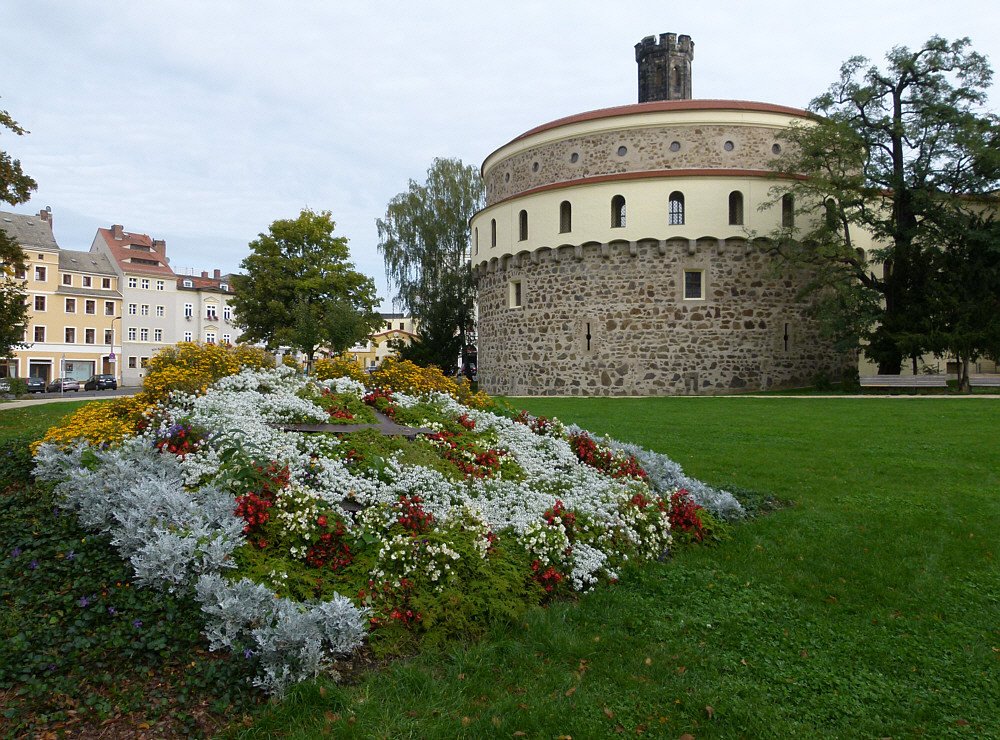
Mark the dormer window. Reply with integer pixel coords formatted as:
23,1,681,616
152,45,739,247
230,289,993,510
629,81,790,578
182,279,193,288
219,283,229,292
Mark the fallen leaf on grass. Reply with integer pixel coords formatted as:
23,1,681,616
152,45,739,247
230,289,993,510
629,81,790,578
645,657,652,666
514,733,526,737
705,706,714,719
462,716,471,726
605,708,615,719
565,685,577,697
325,712,340,722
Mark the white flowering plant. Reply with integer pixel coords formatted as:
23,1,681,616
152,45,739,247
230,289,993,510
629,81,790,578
35,365,744,683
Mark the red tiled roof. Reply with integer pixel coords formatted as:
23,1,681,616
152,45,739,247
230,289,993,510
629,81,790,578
510,100,812,143
95,227,177,278
177,275,233,292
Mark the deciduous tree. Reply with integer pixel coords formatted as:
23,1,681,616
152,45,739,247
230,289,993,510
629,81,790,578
764,37,1000,374
376,158,483,373
0,100,38,361
230,209,381,371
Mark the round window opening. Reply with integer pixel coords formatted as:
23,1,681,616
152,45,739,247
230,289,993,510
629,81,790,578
669,141,681,152
724,140,735,152
570,152,579,163
772,143,782,155
617,145,628,157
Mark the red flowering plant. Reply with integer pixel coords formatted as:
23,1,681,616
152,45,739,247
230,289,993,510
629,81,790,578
422,429,507,480
230,461,291,549
362,387,397,417
667,488,708,545
352,499,499,649
568,431,648,481
514,409,565,437
150,422,208,459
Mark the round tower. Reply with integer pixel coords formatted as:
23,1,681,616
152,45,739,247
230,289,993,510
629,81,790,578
635,33,694,102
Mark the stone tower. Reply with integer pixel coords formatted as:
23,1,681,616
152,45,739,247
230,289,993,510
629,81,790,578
635,33,694,102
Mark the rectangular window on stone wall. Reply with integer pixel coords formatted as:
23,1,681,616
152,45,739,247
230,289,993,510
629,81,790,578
509,280,523,309
683,269,704,300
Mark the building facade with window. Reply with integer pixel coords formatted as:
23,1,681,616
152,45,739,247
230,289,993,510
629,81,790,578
347,313,418,370
175,269,242,347
1,210,122,383
470,34,858,395
90,224,181,386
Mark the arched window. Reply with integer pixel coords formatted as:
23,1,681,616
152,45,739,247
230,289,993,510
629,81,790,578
519,210,528,241
728,191,744,225
559,201,572,233
669,191,685,225
781,194,795,227
473,227,479,255
824,198,838,231
611,195,626,228
490,218,497,247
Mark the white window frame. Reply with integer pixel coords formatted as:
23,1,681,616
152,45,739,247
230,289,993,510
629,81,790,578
683,269,705,301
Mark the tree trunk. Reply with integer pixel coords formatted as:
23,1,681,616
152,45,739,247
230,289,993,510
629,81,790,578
958,356,971,393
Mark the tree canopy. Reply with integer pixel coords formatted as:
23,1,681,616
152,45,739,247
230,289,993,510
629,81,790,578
230,209,381,370
0,99,37,361
376,158,483,372
765,36,1000,374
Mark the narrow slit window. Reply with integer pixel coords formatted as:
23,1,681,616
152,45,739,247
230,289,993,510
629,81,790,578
491,218,497,247
559,201,572,233
519,210,528,241
669,191,685,225
728,191,744,225
509,280,523,308
611,195,626,228
782,194,795,228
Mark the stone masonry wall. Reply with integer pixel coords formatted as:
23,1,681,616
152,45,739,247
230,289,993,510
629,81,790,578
485,124,787,205
476,238,852,396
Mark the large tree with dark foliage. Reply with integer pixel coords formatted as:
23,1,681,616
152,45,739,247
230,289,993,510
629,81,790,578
765,37,1000,374
231,209,381,372
0,100,38,361
376,158,483,373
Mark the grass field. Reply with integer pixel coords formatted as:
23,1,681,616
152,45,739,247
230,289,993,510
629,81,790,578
236,396,1000,739
3,397,998,738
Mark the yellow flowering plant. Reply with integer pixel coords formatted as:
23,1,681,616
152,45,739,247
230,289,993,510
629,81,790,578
37,396,151,450
314,354,367,383
142,342,274,404
369,358,492,409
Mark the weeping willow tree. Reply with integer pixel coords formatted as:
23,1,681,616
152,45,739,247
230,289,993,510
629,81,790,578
376,158,484,373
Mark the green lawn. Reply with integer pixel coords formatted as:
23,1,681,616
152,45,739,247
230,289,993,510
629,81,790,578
3,397,998,738
239,397,1000,739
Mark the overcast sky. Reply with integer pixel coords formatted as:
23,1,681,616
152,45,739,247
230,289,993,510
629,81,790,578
3,0,998,308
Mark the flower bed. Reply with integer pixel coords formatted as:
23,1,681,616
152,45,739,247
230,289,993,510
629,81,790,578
34,366,744,694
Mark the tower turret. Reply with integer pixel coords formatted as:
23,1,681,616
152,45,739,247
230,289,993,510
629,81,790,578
635,33,694,102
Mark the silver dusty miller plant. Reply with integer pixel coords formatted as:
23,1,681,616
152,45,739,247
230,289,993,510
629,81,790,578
33,439,366,695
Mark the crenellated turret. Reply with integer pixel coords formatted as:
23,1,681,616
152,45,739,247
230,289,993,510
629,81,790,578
635,32,694,102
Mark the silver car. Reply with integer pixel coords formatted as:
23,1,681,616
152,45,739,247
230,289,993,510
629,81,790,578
46,377,80,393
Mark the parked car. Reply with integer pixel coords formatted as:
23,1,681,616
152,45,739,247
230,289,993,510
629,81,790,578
46,378,80,393
26,377,47,393
84,374,118,391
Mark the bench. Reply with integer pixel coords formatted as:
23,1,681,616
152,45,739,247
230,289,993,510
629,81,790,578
859,375,948,390
969,374,1000,387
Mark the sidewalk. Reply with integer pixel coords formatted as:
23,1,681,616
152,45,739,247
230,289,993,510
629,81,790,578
0,387,139,411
